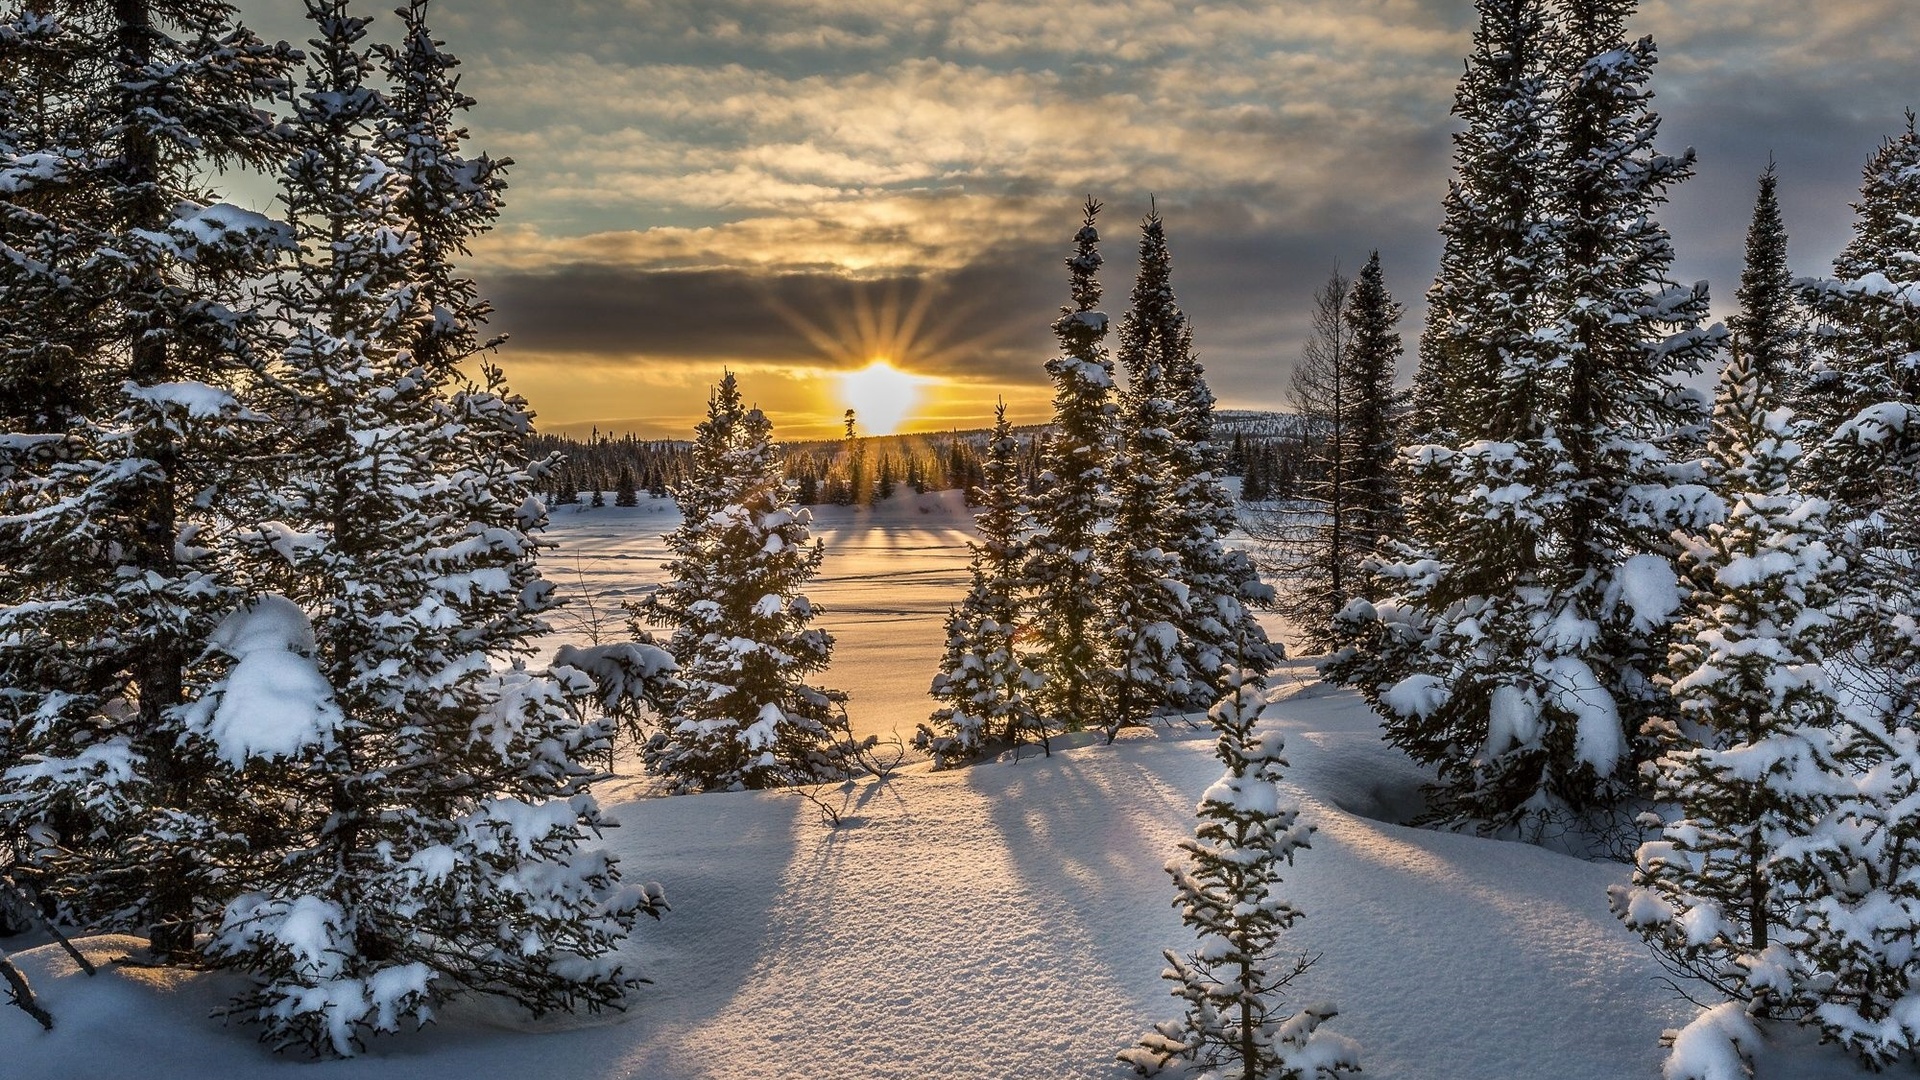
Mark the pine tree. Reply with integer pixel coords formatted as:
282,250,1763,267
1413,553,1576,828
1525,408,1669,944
918,402,1044,766
1343,252,1405,592
1799,115,1920,738
1120,662,1358,1080
1729,165,1802,390
1786,115,1920,1068
615,464,639,506
1100,208,1200,727
1328,0,1713,842
1610,349,1844,1043
1028,197,1116,729
639,372,868,791
0,0,297,956
188,4,661,1054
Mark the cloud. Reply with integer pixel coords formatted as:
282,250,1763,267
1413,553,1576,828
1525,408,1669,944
230,0,1920,435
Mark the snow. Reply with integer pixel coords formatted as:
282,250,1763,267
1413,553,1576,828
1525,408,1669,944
14,685,1830,1080
1665,1002,1762,1080
124,380,241,418
1616,553,1683,630
1382,673,1448,719
185,596,342,768
1,501,1875,1079
1539,654,1624,777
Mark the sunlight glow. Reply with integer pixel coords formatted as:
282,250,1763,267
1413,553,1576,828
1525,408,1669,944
839,360,922,436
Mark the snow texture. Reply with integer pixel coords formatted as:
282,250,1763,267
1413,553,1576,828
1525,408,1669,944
185,596,342,768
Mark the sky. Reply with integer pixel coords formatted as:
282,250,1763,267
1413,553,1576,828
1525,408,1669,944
235,0,1920,440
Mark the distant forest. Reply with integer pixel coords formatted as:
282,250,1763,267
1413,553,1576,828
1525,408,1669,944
528,410,1320,506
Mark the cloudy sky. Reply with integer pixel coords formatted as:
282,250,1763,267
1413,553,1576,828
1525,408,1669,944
238,0,1919,440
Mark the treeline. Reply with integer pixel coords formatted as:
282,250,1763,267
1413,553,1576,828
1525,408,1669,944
531,426,1057,508
534,420,1316,507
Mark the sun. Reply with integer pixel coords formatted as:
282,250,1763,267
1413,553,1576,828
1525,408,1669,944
839,360,922,436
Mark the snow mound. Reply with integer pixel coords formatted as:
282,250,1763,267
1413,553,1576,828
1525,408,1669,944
185,595,342,768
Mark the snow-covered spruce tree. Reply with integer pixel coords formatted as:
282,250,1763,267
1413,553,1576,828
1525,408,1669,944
1328,0,1715,844
189,4,661,1055
1540,0,1718,784
918,401,1045,767
1789,705,1920,1065
1609,348,1845,1055
1325,0,1569,837
1157,228,1280,704
1799,116,1920,740
0,0,296,956
1028,197,1116,730
638,372,867,792
1099,208,1200,728
1120,661,1357,1080
1786,116,1920,1067
376,0,554,667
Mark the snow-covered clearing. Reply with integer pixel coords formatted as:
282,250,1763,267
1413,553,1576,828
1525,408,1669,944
1,499,1867,1078
538,490,999,747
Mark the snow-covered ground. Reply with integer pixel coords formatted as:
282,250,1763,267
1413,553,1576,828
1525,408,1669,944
534,489,1292,747
1,499,1867,1078
534,492,975,748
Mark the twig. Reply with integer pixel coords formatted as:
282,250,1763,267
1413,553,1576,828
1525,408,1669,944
0,950,52,1030
1,875,93,977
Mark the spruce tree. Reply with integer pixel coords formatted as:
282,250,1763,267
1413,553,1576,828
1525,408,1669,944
1343,252,1405,591
918,401,1044,766
639,372,867,791
1611,349,1844,1041
1120,662,1358,1080
191,4,661,1054
0,0,297,956
1100,209,1200,726
1799,115,1920,736
1787,115,1920,1068
1157,230,1280,704
615,464,639,506
1542,0,1718,784
1028,197,1116,729
1329,0,1713,842
1325,0,1569,836
1729,165,1802,390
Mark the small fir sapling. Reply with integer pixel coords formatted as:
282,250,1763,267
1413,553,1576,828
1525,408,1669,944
919,401,1045,766
1121,662,1358,1080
